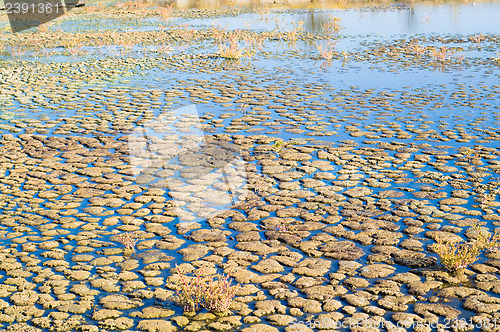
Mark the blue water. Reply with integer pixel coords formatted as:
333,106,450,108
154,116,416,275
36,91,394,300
0,2,499,331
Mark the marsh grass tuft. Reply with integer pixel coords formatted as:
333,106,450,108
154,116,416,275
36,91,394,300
285,19,304,48
218,34,245,59
432,241,480,272
120,41,135,56
116,0,152,11
432,224,500,272
480,193,495,210
203,274,239,313
463,146,476,164
254,4,271,23
250,179,269,196
213,29,264,61
168,268,239,314
84,2,105,13
11,47,24,57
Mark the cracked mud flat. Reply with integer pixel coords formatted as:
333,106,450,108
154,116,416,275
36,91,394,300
0,1,499,331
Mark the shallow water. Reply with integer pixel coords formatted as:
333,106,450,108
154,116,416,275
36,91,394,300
184,2,500,35
0,1,499,331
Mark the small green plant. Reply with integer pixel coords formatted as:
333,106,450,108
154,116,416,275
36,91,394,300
271,138,301,157
432,240,480,272
272,140,288,156
461,147,482,176
168,268,240,314
341,50,349,61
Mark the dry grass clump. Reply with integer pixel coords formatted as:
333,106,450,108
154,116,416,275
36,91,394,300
254,5,271,18
168,268,240,314
158,3,174,21
211,28,265,60
469,33,484,46
406,41,465,65
322,15,342,35
113,231,139,250
286,19,304,45
84,2,105,14
203,274,239,313
409,41,426,56
315,39,337,61
157,43,172,55
430,46,454,62
120,40,135,55
480,193,496,210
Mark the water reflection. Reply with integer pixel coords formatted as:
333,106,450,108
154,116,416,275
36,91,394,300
171,0,498,10
184,0,500,36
